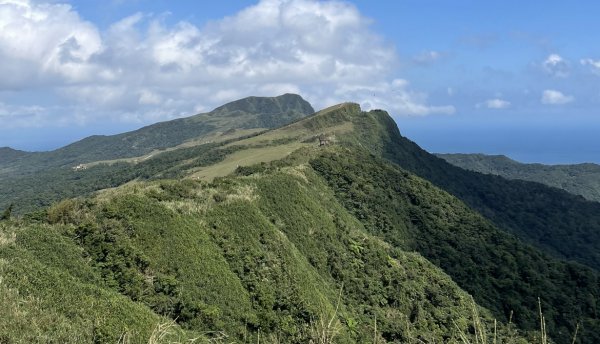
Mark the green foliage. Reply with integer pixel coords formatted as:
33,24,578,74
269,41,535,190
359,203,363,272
310,148,600,344
2,99,599,344
0,142,243,214
0,94,313,180
438,153,600,203
333,106,600,272
0,164,528,343
0,146,29,165
0,221,199,343
0,203,12,221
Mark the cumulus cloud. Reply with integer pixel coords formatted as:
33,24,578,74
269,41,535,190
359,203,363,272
541,89,574,105
0,0,454,128
0,0,103,88
581,58,600,75
337,79,455,116
542,54,569,78
477,98,510,109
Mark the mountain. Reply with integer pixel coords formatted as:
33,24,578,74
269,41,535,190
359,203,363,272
0,93,314,179
0,156,526,343
437,153,600,203
0,147,30,164
2,101,600,343
351,113,600,272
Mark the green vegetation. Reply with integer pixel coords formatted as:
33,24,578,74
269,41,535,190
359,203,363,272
310,148,600,344
323,105,600,271
0,220,201,343
2,97,600,343
0,94,313,179
437,153,600,203
0,147,29,165
1,161,531,343
0,142,244,214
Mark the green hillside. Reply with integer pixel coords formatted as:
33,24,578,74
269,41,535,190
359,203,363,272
337,109,600,272
437,153,600,203
310,148,599,344
0,147,29,165
0,94,313,179
2,100,600,342
1,159,527,343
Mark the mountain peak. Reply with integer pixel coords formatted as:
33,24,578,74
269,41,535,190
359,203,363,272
0,147,30,165
211,93,314,116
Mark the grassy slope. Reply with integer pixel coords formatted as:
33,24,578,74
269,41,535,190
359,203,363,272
0,95,321,215
220,103,600,343
437,153,600,203
0,162,527,343
0,103,352,215
0,93,314,179
0,221,201,343
2,101,599,343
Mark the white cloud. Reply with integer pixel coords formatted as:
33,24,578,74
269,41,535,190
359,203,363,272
542,54,569,78
351,79,455,116
0,0,103,87
541,89,574,105
581,58,600,75
478,98,510,109
0,0,454,128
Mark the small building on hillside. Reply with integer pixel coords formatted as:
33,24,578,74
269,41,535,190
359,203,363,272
73,164,87,171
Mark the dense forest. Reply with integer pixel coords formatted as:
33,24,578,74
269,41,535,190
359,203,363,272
310,149,600,344
438,153,600,202
329,107,600,271
0,156,530,343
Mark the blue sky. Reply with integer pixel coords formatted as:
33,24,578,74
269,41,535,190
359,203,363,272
1,0,599,163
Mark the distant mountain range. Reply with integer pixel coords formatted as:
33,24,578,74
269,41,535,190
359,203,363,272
2,95,600,343
0,93,313,179
438,153,600,202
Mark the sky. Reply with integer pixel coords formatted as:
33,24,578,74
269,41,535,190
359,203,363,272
0,0,599,163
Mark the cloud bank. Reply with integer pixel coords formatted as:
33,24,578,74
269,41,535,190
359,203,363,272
0,0,454,128
541,90,574,105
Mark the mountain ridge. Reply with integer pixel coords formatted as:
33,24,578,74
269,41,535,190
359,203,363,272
0,147,30,164
0,94,314,179
2,98,600,342
437,152,600,202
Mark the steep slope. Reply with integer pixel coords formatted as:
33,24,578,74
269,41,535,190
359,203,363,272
309,148,600,344
0,220,203,343
322,106,600,272
234,104,600,342
437,153,600,202
0,165,525,343
0,94,313,179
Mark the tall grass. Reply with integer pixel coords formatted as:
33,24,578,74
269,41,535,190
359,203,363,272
456,297,581,344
